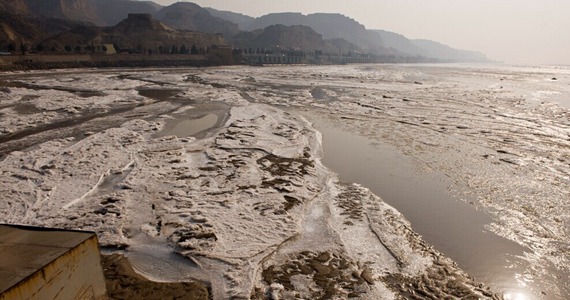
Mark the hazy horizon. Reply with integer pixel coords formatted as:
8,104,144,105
145,0,569,66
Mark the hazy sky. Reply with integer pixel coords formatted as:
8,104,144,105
148,0,570,65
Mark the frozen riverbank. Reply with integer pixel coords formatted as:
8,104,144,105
1,64,568,299
0,102,493,298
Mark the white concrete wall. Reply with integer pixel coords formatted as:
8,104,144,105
0,235,107,300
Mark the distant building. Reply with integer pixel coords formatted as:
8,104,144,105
103,44,116,54
0,225,107,299
241,53,304,65
65,44,117,55
208,45,233,65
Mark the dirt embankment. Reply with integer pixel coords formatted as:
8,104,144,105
0,54,228,71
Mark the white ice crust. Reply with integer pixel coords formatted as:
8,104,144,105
2,65,568,299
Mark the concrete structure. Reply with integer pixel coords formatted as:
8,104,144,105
209,45,234,65
0,225,107,300
241,53,305,65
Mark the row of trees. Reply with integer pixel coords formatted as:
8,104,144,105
154,44,201,55
234,48,355,58
3,42,211,55
2,43,31,55
64,44,107,53
55,43,211,55
63,44,205,55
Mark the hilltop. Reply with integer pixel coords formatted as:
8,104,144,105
247,13,385,53
232,24,339,53
373,30,488,63
154,2,239,39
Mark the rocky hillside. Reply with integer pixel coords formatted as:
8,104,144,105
373,29,489,62
0,16,40,51
373,30,424,56
155,2,239,39
246,13,385,53
21,0,161,26
411,39,488,62
93,0,161,26
0,0,227,55
40,14,224,54
0,6,81,52
213,9,490,62
0,0,29,14
231,25,340,53
205,7,254,31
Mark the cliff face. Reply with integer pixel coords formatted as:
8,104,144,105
94,0,161,26
247,13,384,53
373,29,489,62
230,24,361,55
0,0,80,51
205,7,254,31
232,25,331,52
112,13,174,33
0,0,29,14
40,14,224,53
22,0,160,26
259,25,327,51
0,14,45,49
411,39,488,62
373,30,424,56
23,0,98,24
154,2,239,39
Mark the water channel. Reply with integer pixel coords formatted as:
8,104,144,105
313,118,543,300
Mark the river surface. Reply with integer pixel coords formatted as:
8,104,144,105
289,63,568,300
314,119,542,299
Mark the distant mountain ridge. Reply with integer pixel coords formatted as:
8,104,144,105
372,30,488,62
0,0,490,63
411,39,488,62
373,30,424,56
247,13,385,53
154,2,239,38
232,24,342,53
40,13,224,53
21,0,161,26
209,9,489,62
205,7,254,30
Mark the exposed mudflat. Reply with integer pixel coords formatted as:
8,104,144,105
0,64,568,299
101,253,210,300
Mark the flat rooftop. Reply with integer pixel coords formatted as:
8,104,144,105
0,224,95,293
